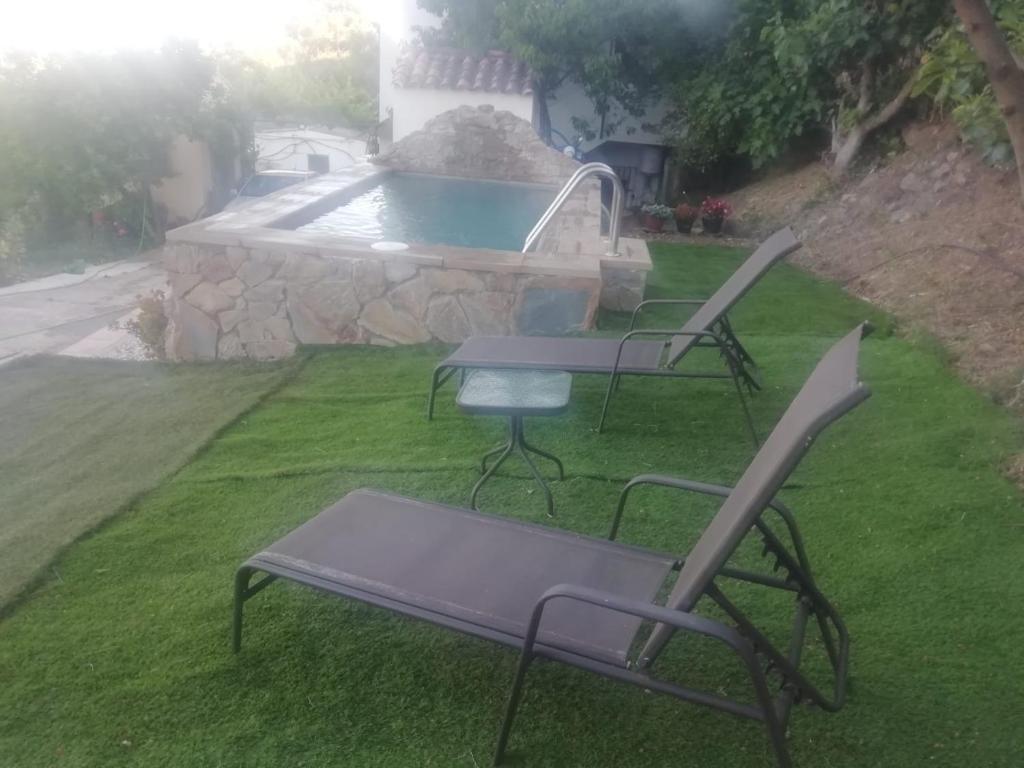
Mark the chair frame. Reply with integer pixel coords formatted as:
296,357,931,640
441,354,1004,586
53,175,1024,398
427,225,801,444
234,321,870,767
234,473,849,768
493,473,849,768
427,309,762,444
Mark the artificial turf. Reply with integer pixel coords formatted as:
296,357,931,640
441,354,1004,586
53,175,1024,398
0,356,295,608
0,243,1021,767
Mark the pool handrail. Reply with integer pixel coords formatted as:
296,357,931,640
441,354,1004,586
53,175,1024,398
522,162,624,257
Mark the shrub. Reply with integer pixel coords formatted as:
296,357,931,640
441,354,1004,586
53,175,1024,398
914,6,1023,166
121,290,169,359
700,198,732,220
640,203,675,220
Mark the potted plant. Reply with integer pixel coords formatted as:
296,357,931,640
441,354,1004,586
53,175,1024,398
674,202,699,233
699,198,732,234
640,203,674,232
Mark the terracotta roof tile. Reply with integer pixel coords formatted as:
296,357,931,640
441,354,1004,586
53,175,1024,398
394,47,534,96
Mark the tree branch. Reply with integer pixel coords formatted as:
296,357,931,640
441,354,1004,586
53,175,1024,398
861,73,916,133
857,60,874,113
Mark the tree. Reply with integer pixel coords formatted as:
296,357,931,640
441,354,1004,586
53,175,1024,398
953,0,1024,200
0,43,251,266
417,0,698,143
219,0,379,129
668,0,951,175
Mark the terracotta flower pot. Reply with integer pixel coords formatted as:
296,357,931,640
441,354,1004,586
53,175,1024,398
702,216,724,234
641,214,666,232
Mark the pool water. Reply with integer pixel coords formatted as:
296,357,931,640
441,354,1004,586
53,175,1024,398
293,173,557,251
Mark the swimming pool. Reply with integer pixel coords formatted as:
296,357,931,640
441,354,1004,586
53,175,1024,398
289,173,557,251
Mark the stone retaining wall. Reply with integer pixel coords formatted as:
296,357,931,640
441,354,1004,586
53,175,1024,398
163,242,600,360
162,106,651,361
374,104,580,185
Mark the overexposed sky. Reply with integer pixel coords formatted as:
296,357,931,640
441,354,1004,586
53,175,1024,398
0,0,403,57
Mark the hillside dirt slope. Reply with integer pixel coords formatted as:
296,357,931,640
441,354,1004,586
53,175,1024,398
728,122,1024,411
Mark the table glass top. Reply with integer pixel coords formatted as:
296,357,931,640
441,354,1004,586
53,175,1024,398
457,369,573,413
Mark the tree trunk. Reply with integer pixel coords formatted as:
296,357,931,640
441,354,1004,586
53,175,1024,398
954,0,1024,201
832,75,916,176
532,85,552,145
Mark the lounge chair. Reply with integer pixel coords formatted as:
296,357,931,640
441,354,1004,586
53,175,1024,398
233,323,871,767
427,226,803,442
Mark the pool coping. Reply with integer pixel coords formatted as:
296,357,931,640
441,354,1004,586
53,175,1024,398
166,163,652,281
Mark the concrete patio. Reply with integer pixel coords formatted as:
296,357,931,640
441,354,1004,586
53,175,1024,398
0,257,165,363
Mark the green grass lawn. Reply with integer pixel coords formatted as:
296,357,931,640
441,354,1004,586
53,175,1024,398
1,243,1022,767
0,357,295,608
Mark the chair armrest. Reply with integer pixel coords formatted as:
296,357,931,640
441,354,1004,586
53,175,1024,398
628,298,706,331
609,474,732,540
609,328,729,376
515,584,786,741
609,474,812,579
522,583,753,663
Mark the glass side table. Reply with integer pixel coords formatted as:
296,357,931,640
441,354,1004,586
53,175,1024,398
456,369,572,517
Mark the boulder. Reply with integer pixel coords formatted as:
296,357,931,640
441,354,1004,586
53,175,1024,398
293,280,360,332
426,295,471,342
353,260,387,302
459,291,513,335
236,259,276,287
360,299,431,344
384,259,419,285
374,105,579,185
171,300,219,360
185,282,235,315
388,274,433,320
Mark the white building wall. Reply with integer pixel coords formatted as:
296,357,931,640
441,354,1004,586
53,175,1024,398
392,90,534,142
373,0,670,154
150,135,213,227
255,130,364,173
377,1,440,125
548,80,669,152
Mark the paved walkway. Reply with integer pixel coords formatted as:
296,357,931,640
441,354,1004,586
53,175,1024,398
0,256,165,363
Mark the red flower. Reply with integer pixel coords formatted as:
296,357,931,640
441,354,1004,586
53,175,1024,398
700,198,732,219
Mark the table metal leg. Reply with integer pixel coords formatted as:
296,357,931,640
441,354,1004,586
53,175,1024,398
480,443,510,474
515,439,555,517
471,415,562,517
519,434,565,481
470,437,515,511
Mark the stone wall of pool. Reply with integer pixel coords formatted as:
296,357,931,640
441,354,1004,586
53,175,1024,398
162,107,651,361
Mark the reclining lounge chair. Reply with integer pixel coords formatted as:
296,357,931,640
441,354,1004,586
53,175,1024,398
234,323,872,767
427,227,803,442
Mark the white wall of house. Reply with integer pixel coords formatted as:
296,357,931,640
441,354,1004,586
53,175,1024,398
391,89,533,142
377,2,440,126
372,0,670,205
150,135,213,227
255,129,364,173
548,80,669,153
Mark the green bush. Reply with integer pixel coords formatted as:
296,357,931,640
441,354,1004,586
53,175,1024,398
914,5,1023,166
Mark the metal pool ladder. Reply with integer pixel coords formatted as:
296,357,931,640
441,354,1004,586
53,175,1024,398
522,162,624,257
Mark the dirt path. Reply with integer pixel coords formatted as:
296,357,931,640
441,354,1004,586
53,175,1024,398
727,122,1024,408
0,256,164,363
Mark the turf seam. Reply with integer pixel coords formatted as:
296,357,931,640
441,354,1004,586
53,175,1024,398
0,356,308,620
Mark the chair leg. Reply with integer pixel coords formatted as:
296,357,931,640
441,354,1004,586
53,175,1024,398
233,567,253,653
493,649,535,766
427,366,457,421
427,367,442,421
597,373,618,433
730,364,760,448
764,709,793,768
